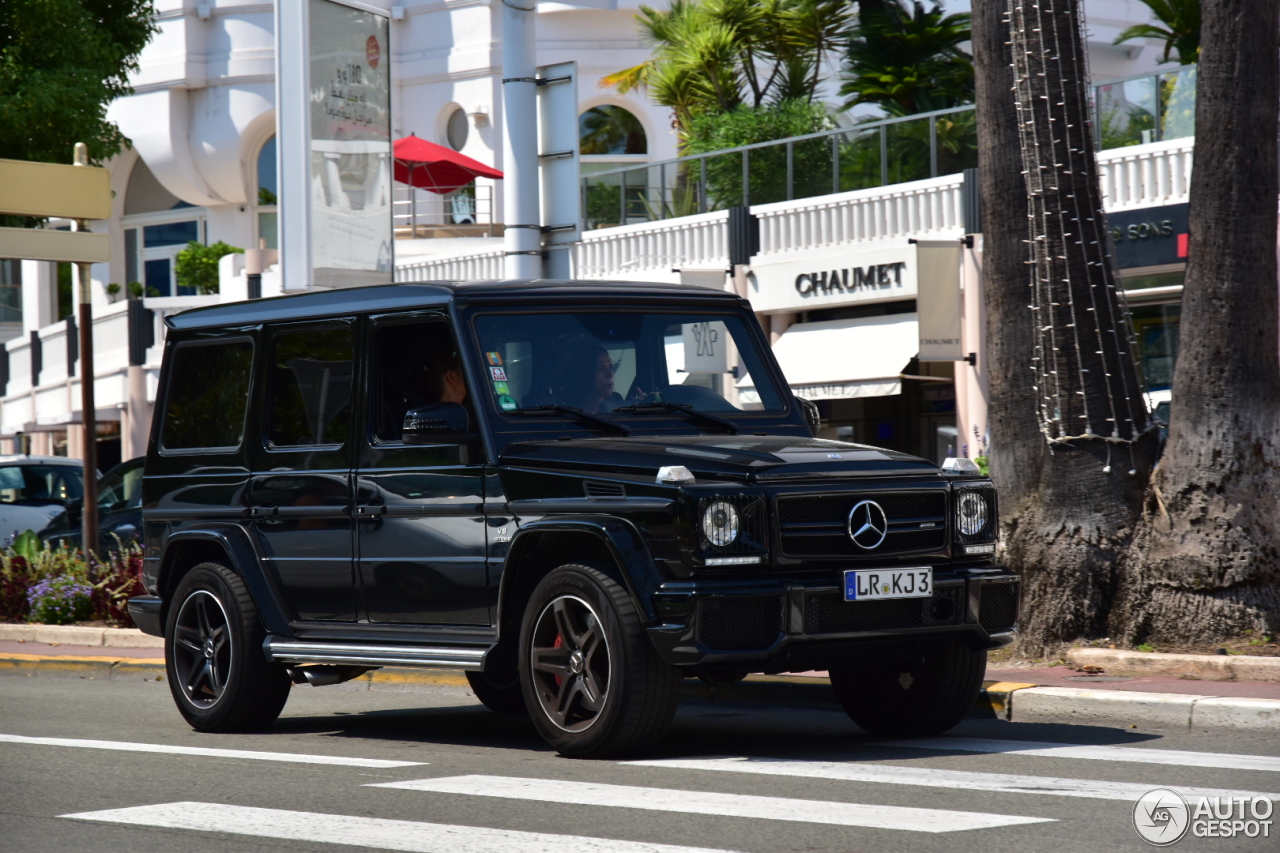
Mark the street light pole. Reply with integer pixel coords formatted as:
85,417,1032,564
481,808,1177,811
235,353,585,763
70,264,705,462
500,0,541,279
73,142,98,560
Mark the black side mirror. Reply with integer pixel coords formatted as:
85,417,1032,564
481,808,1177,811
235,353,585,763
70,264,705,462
796,396,821,433
402,403,473,445
65,498,83,525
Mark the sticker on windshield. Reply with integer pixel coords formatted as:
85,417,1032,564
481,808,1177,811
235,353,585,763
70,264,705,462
493,381,510,395
497,394,518,412
486,352,503,366
490,366,507,381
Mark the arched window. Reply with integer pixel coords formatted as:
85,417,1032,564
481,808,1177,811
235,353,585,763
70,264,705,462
256,137,278,250
579,106,647,155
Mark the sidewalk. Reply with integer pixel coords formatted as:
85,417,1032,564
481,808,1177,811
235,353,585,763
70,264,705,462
3,625,1278,730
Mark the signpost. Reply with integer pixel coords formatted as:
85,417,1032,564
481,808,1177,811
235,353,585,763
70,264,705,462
0,146,111,555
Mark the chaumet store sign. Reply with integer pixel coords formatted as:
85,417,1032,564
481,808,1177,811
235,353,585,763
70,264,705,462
746,245,918,313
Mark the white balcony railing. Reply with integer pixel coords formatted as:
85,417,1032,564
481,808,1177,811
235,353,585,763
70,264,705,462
575,209,730,280
1096,137,1194,211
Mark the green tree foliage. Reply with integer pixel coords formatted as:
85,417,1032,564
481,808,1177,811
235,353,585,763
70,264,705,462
174,241,243,296
604,0,851,143
0,0,157,166
685,99,834,206
1114,0,1200,64
840,0,974,116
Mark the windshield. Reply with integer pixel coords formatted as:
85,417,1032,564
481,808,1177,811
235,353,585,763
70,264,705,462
471,310,785,419
0,464,85,505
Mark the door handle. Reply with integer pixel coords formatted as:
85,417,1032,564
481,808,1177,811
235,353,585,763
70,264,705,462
355,503,386,518
250,503,278,518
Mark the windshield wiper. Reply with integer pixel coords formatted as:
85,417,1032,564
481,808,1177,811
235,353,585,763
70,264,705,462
611,402,739,434
512,405,630,436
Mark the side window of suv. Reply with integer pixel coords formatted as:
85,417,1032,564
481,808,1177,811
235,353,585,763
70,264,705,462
371,319,471,443
161,339,254,452
267,326,355,447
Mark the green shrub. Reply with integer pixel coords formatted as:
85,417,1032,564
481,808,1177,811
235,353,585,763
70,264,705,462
685,100,836,207
27,575,94,624
1,533,143,627
174,241,244,295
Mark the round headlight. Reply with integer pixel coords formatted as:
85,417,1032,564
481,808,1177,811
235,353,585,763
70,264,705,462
957,491,989,537
702,500,740,547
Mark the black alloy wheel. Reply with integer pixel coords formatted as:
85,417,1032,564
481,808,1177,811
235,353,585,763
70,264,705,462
519,564,679,757
171,589,233,709
529,594,610,732
164,562,291,732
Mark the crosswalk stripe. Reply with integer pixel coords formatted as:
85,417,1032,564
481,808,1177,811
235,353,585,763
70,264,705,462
0,734,424,768
624,757,1280,802
368,775,1055,832
879,737,1280,773
61,801,739,853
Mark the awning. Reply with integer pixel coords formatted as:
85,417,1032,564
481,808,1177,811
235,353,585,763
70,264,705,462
741,313,919,402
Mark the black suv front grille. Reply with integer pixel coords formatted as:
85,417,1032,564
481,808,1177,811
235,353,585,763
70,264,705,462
804,584,964,634
698,595,784,650
776,491,947,558
979,582,1018,632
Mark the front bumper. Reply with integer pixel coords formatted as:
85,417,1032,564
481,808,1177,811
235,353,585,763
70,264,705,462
645,569,1018,670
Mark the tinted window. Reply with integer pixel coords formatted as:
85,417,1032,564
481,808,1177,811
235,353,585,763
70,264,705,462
0,464,84,503
162,340,253,451
471,311,784,415
371,320,470,442
97,460,143,510
268,326,354,447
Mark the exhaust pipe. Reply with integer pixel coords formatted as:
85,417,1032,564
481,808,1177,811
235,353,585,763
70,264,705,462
286,664,377,687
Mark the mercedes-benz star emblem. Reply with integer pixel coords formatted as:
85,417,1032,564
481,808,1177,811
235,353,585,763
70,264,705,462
847,500,889,550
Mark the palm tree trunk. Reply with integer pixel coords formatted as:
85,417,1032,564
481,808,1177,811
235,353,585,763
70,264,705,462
1115,0,1280,646
974,0,1040,511
977,0,1158,656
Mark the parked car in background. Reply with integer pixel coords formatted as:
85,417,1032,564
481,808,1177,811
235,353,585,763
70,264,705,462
0,455,88,545
41,457,143,551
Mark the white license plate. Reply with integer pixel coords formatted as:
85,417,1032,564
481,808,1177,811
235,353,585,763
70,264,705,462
843,568,932,601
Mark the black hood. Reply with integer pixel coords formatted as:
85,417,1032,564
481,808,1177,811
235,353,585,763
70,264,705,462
499,434,938,482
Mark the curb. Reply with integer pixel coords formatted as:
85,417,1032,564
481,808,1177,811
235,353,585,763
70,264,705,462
977,682,1280,730
0,624,164,649
1067,647,1280,683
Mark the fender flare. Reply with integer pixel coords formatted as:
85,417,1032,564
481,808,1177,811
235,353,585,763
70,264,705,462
159,524,292,637
497,515,662,645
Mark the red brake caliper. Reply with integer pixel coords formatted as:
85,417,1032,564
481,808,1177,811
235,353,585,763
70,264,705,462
553,634,563,686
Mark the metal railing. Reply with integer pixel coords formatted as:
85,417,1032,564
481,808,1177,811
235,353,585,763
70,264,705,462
1093,65,1197,150
581,65,1199,230
581,106,977,230
393,183,496,238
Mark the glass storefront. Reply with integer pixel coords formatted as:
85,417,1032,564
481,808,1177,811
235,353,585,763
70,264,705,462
1121,268,1183,398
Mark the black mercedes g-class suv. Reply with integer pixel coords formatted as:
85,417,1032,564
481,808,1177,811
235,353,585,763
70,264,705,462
128,281,1017,757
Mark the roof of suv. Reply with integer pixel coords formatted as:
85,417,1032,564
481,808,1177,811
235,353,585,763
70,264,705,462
167,280,742,331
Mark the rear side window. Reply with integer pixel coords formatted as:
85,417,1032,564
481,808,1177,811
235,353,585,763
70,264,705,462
268,325,354,447
162,339,254,451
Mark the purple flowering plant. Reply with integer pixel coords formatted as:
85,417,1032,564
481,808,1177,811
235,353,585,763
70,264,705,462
26,575,94,625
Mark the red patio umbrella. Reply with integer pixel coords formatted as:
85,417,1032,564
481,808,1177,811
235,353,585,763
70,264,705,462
393,133,503,195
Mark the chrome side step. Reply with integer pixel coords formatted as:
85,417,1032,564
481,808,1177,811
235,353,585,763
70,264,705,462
263,637,486,670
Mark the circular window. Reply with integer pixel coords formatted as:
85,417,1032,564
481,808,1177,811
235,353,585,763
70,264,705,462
446,108,469,151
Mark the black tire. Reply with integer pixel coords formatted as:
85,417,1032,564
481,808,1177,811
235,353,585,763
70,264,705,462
518,564,679,758
828,638,986,737
164,562,291,733
466,669,528,715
